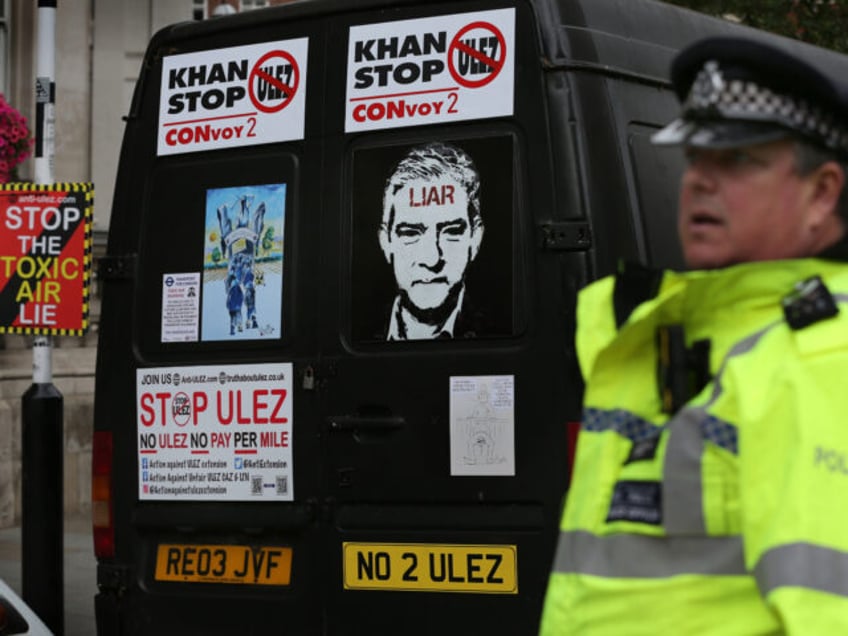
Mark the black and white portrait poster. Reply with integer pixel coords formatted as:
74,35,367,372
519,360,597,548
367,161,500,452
351,135,515,342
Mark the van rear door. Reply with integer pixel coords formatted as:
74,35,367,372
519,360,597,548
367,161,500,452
315,4,572,632
96,8,328,633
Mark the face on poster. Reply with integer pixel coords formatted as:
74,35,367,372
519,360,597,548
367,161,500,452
351,136,515,342
201,183,285,341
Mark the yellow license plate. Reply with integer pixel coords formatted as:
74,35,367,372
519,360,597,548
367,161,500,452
343,542,517,594
155,543,292,585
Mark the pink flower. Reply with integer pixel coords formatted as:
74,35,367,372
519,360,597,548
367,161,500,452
0,94,32,182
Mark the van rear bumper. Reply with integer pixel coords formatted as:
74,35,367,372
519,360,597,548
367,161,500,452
94,590,122,636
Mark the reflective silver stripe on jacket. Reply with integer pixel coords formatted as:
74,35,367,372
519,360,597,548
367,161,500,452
755,542,848,598
663,292,848,534
552,530,746,577
663,321,781,535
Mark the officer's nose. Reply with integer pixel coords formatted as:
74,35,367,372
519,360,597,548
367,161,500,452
681,150,719,194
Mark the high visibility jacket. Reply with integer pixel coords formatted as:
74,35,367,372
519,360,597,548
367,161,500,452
540,258,848,635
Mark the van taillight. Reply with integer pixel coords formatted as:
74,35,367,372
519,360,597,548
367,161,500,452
92,431,114,559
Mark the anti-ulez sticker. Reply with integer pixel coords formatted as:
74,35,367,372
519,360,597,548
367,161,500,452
0,182,93,336
137,363,294,501
158,38,308,155
345,9,515,132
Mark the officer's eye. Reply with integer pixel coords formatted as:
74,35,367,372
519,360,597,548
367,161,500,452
684,147,765,169
721,149,758,166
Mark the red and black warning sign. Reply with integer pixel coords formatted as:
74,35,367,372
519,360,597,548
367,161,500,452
0,182,93,336
346,9,515,133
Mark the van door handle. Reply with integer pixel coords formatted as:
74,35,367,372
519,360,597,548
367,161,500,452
327,415,405,433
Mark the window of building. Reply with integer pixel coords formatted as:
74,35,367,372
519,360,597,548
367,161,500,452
242,0,269,9
195,0,273,19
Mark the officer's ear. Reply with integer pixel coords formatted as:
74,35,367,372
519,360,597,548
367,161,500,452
805,160,845,231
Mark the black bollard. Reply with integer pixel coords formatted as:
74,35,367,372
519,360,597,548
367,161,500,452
21,380,64,636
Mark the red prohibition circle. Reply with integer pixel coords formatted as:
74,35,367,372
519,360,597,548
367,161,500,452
248,49,300,114
172,392,191,427
448,21,507,89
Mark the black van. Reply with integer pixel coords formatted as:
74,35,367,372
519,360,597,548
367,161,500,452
92,0,848,633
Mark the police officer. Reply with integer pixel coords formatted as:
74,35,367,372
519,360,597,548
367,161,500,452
540,36,848,634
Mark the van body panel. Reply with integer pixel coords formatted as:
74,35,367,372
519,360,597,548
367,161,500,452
95,0,848,633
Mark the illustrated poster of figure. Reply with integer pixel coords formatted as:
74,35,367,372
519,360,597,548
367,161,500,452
200,183,285,341
351,136,515,342
450,375,516,476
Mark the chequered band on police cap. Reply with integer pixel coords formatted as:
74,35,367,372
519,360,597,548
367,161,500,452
683,60,848,156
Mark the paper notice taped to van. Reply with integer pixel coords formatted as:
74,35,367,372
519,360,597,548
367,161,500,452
157,38,308,156
345,9,515,132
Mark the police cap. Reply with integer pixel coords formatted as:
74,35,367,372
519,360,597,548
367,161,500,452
652,36,848,158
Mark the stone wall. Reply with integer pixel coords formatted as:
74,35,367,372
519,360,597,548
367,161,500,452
0,336,96,528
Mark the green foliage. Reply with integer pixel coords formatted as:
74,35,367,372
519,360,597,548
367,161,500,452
663,0,848,53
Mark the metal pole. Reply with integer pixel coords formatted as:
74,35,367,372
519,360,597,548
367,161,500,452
22,1,64,634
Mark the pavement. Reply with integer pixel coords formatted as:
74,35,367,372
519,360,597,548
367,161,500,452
0,513,97,636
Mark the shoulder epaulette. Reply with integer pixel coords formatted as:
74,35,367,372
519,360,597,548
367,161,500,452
782,275,839,330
